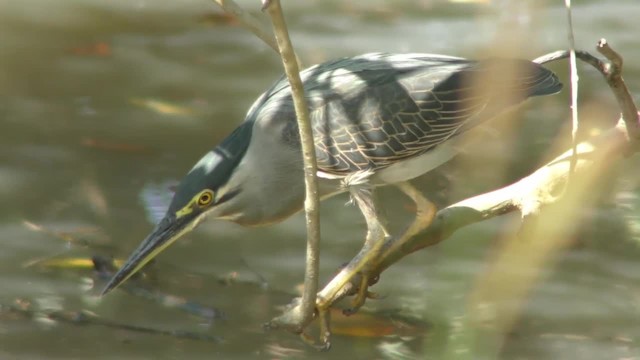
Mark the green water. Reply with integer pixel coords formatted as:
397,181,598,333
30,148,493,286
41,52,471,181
1,0,640,358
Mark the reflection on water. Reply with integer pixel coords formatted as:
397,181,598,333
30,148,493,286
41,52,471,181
1,0,640,358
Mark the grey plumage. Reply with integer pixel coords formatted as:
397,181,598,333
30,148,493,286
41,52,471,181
249,53,562,176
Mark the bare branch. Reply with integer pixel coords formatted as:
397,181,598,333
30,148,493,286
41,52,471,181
596,39,640,142
260,0,322,337
534,50,604,71
535,42,639,143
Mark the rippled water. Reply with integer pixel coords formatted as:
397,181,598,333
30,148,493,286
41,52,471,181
1,0,640,358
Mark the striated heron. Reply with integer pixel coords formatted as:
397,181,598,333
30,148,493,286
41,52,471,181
100,52,561,313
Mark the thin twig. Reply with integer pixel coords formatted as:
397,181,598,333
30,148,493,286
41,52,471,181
211,0,302,66
211,0,278,53
535,43,639,144
565,0,579,174
261,0,321,333
533,50,604,71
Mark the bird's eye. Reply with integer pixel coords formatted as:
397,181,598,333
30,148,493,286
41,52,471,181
197,190,214,206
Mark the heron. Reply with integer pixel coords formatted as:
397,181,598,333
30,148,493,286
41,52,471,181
100,52,561,313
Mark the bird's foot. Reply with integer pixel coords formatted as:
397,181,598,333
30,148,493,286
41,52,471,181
316,263,382,314
342,271,381,315
267,254,384,349
264,297,332,350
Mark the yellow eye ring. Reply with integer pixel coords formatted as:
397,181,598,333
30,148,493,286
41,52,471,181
197,190,214,206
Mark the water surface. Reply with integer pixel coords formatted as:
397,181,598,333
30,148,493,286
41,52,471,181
1,0,640,358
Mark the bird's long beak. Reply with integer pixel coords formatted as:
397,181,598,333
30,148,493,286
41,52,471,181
100,214,195,296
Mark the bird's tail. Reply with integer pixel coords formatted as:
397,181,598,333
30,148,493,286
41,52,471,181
451,59,562,135
477,58,563,99
522,61,563,97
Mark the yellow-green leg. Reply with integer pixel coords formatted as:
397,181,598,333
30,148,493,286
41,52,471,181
316,185,390,313
316,181,437,312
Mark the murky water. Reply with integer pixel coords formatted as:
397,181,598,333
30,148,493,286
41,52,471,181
2,0,640,358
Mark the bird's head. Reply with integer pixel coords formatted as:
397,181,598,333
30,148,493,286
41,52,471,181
100,122,253,296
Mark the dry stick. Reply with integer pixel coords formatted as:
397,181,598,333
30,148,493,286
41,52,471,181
212,0,316,335
534,50,603,70
564,0,579,174
261,0,321,334
596,39,640,142
535,45,639,141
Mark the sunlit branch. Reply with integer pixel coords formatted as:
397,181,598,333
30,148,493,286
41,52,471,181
260,0,323,344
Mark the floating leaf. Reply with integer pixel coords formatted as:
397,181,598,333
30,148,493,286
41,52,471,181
33,257,96,270
30,257,125,271
129,98,194,116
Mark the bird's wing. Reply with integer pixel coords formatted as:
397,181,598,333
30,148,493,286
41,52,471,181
251,53,561,176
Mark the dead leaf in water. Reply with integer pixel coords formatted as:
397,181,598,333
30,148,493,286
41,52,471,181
328,308,428,338
28,257,124,270
68,42,112,57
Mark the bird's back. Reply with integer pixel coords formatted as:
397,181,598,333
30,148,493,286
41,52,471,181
247,53,562,177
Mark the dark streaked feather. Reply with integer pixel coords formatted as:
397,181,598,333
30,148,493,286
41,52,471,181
248,53,562,175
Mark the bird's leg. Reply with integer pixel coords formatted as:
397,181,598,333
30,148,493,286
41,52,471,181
316,185,390,313
315,183,435,316
379,182,437,260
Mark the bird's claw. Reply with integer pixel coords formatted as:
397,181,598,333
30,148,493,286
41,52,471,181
300,331,331,351
342,272,380,316
267,265,382,347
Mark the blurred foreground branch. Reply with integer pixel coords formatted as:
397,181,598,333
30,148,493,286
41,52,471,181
211,0,317,337
260,0,322,339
